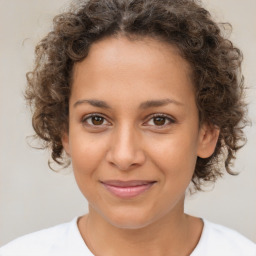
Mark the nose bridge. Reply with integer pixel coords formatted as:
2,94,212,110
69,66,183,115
106,121,145,170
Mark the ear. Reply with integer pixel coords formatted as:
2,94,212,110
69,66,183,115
62,132,70,156
197,123,220,158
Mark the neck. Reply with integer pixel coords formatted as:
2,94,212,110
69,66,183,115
78,201,203,256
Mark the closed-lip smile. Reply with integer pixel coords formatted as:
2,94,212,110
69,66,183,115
100,180,157,198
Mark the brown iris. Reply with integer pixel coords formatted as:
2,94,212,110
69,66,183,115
153,117,166,126
92,116,104,125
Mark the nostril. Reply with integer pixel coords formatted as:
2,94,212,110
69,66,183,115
105,131,146,170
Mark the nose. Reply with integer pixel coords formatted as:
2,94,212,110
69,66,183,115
105,123,146,171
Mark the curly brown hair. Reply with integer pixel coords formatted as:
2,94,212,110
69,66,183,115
25,0,248,191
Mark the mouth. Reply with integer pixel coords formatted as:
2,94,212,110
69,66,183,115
100,180,157,199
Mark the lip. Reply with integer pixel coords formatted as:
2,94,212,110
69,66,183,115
101,180,156,199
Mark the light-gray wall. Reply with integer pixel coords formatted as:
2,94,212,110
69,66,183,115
0,0,255,246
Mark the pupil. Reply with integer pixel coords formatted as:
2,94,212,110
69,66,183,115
154,117,165,126
92,116,103,125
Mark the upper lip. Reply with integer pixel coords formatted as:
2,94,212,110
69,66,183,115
101,180,156,187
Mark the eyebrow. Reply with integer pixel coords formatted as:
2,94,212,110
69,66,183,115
139,98,184,109
73,98,184,109
73,99,111,109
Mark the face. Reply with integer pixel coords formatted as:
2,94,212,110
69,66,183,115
62,36,218,229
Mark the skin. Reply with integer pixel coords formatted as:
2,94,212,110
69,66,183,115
62,36,219,256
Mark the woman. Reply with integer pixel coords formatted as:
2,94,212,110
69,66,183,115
1,0,255,255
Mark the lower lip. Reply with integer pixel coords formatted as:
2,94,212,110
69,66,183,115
102,183,155,199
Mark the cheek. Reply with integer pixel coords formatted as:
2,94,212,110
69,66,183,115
147,131,198,179
69,132,108,180
69,134,109,202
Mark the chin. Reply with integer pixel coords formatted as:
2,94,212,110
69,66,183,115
102,207,159,230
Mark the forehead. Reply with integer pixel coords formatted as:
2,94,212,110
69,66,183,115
75,35,191,75
71,36,195,106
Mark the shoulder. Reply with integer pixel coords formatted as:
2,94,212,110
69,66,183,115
0,217,89,256
192,219,256,256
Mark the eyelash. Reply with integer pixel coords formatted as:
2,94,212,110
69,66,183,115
81,113,176,128
81,113,110,127
144,113,176,128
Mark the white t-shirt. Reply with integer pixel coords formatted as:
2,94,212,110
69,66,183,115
0,217,255,256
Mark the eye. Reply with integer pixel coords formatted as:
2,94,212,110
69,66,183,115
145,114,175,127
82,114,110,127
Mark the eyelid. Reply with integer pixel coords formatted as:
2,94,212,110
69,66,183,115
143,113,176,126
81,113,112,126
80,112,176,128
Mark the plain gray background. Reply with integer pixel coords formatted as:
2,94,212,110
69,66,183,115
0,0,256,246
